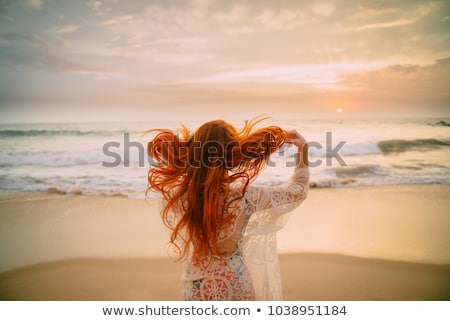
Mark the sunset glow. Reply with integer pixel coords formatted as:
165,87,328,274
0,0,449,122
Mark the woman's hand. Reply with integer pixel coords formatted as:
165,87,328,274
285,129,308,167
286,129,307,147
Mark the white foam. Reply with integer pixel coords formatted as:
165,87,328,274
1,119,449,198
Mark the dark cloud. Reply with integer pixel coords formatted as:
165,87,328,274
339,57,450,109
0,32,102,73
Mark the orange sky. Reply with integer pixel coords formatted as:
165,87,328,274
0,0,449,122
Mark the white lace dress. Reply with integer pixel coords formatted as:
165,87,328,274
180,166,309,300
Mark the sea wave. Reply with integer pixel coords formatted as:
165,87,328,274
0,129,125,137
307,163,450,189
334,164,388,178
310,138,450,158
378,138,450,154
0,150,103,167
308,142,382,157
1,120,450,198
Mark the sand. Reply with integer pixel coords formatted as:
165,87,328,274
0,255,448,301
0,186,449,300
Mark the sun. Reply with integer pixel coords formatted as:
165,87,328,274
337,107,344,113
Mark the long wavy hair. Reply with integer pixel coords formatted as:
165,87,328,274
147,117,287,263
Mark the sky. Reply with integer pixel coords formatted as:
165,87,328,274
0,0,449,122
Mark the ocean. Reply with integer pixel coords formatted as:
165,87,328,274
0,118,449,198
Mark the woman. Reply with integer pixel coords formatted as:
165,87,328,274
147,117,309,300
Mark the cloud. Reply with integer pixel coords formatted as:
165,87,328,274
257,9,303,30
0,33,102,73
351,0,442,32
152,52,214,65
100,15,134,26
356,18,416,31
89,0,102,11
224,25,254,35
144,37,213,64
194,61,386,87
338,57,450,106
53,25,80,34
88,0,113,16
21,0,42,10
311,2,335,17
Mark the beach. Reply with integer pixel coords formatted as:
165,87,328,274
1,185,449,300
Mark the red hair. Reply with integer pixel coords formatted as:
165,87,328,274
147,117,287,263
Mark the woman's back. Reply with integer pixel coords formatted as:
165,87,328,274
182,190,254,300
182,165,309,300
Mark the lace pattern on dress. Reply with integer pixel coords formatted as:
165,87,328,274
183,248,254,300
179,167,309,301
